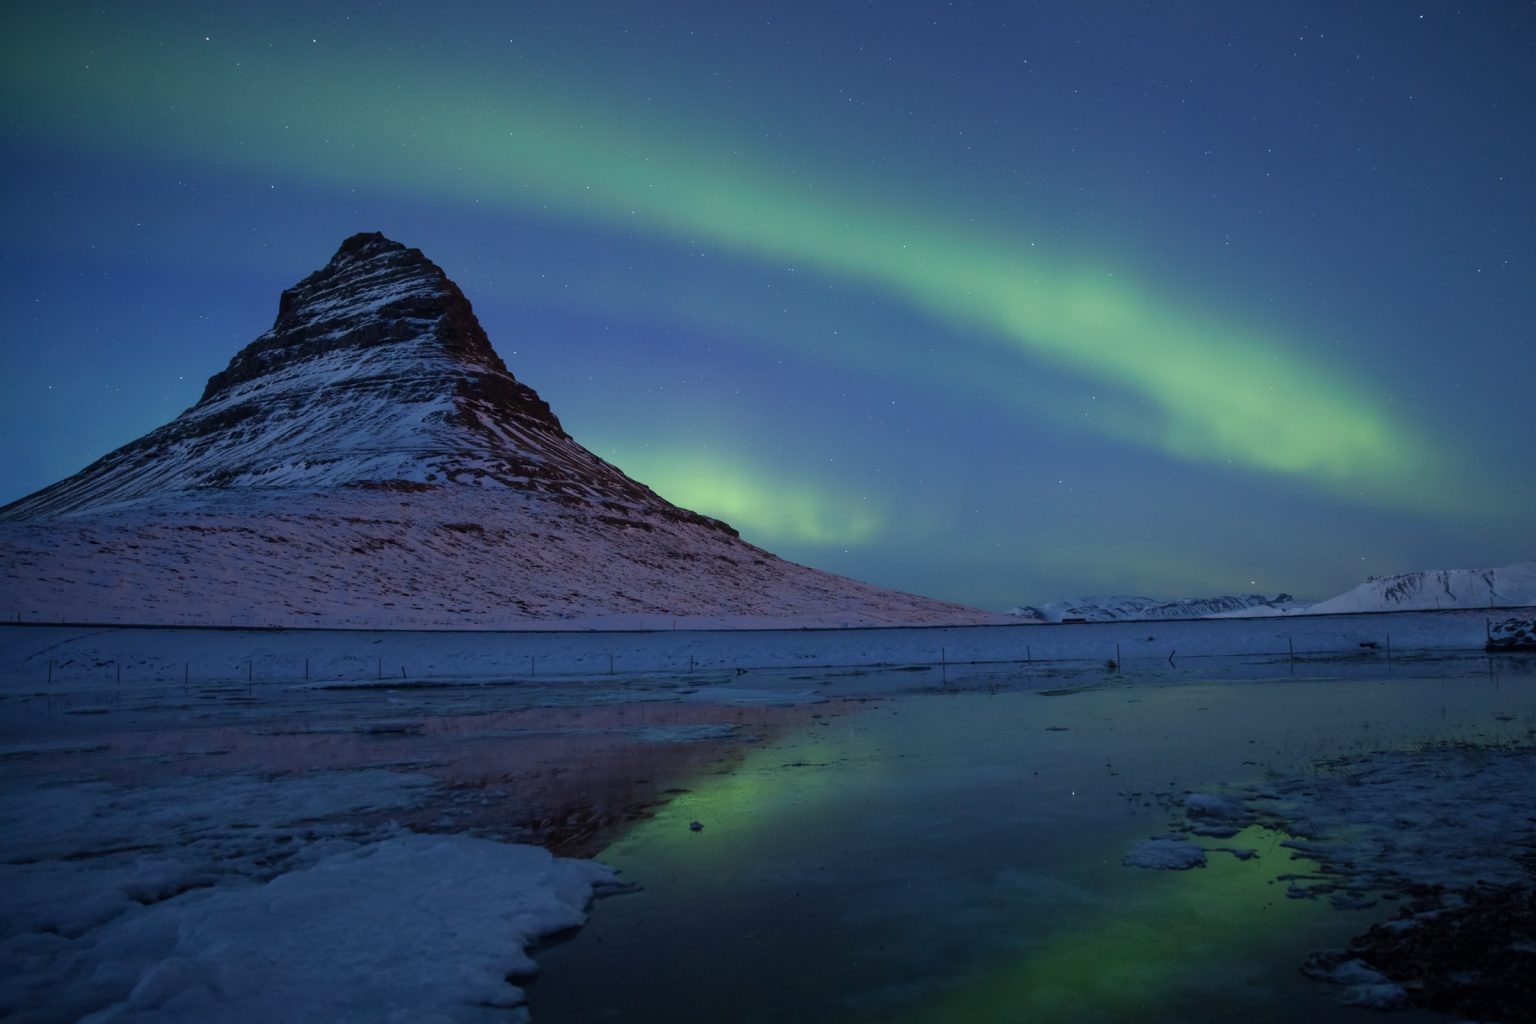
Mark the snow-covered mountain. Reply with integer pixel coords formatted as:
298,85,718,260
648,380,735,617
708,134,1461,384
1007,593,1295,623
1011,562,1534,623
0,233,996,629
1300,562,1535,615
4,231,671,517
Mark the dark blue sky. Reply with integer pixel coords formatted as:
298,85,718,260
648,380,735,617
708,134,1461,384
2,2,1532,609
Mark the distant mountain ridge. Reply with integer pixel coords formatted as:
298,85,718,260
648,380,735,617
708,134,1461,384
1010,561,1535,622
0,233,996,629
1007,593,1294,623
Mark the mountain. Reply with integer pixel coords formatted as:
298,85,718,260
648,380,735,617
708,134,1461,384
1298,561,1535,615
0,233,996,629
2,231,673,518
1007,593,1295,623
1010,562,1536,624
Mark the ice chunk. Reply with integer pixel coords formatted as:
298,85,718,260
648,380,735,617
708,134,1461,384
1301,951,1410,1010
1123,837,1207,870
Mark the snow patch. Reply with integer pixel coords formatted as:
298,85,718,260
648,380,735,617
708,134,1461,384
0,766,621,1023
5,834,615,1023
1123,837,1208,870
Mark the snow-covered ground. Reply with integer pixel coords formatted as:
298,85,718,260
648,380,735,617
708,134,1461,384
0,608,1508,699
0,773,618,1022
0,642,821,1021
5,613,913,1022
1145,746,1536,902
0,607,1511,696
0,486,998,629
4,615,1530,1021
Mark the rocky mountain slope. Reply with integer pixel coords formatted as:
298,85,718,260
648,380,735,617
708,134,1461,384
0,233,995,629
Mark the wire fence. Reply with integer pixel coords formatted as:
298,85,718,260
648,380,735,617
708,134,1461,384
11,608,1530,697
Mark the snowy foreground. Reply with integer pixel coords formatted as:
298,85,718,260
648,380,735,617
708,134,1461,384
2,782,616,1022
2,613,1531,1021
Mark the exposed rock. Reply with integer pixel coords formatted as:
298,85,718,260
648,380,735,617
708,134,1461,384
1342,881,1536,1022
1488,617,1536,652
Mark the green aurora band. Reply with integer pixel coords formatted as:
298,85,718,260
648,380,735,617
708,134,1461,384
604,449,885,546
4,12,1437,510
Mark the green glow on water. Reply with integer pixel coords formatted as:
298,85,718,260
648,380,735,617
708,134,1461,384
897,825,1338,1023
553,683,1408,1023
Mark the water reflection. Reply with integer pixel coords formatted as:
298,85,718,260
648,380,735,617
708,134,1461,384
7,649,1531,1021
4,686,847,856
533,668,1535,1022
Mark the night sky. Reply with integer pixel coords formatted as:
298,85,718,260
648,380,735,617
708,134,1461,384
2,2,1532,610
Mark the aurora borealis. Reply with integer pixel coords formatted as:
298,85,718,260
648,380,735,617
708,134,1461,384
2,3,1531,609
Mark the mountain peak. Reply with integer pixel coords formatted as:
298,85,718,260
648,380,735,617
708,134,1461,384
335,230,399,257
205,231,499,403
0,234,683,519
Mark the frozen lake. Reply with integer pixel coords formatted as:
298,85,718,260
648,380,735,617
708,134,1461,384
1,620,1532,1021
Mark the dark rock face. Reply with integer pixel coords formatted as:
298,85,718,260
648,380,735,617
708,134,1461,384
202,232,528,406
1487,617,1536,651
0,232,730,533
1341,881,1536,1022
